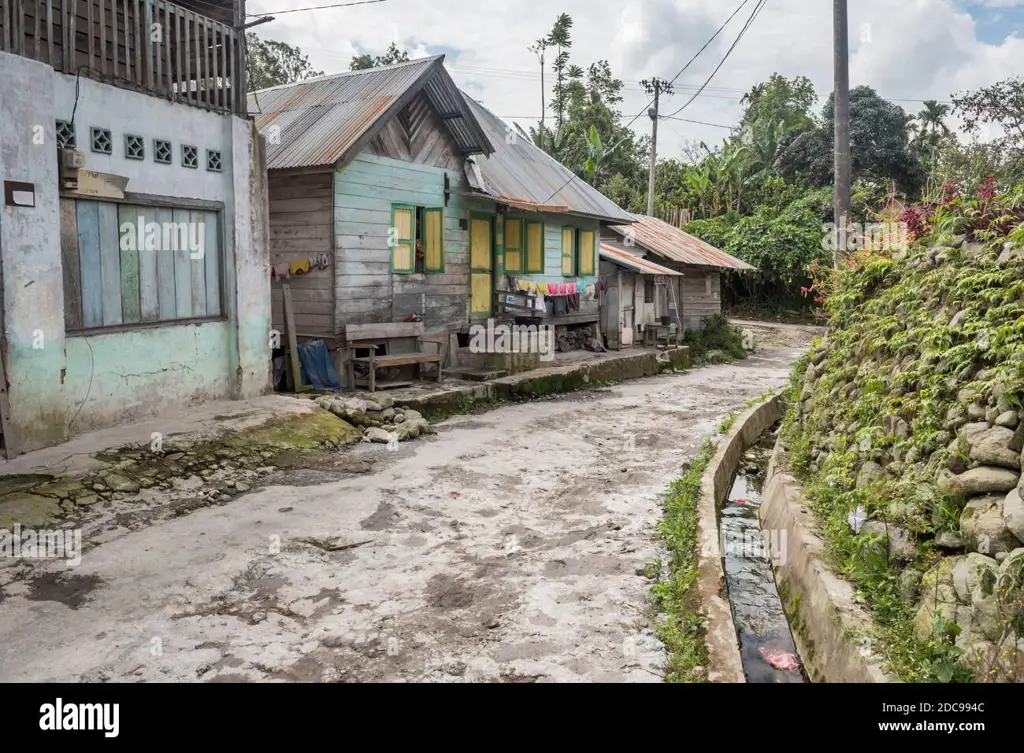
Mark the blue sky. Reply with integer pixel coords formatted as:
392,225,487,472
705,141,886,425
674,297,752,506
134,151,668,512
966,1,1024,43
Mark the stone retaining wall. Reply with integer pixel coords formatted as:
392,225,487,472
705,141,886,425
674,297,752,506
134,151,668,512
760,441,893,683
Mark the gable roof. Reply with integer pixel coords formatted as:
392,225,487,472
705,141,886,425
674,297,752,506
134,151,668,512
606,214,754,270
248,56,492,171
462,96,634,224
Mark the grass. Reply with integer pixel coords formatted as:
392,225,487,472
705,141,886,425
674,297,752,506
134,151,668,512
652,413,735,682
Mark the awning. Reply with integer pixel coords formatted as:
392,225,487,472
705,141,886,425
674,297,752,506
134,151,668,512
599,244,682,276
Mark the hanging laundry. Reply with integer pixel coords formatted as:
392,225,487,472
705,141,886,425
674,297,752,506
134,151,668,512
538,282,548,294
289,258,311,276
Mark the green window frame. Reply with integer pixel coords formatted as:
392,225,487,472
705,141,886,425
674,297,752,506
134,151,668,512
525,220,545,274
391,203,415,274
504,216,524,274
423,207,445,273
578,228,596,276
561,226,576,276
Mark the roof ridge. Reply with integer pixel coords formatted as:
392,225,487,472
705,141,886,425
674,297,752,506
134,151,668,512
248,54,443,97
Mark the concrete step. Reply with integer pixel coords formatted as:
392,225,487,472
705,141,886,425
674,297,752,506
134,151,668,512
460,369,508,382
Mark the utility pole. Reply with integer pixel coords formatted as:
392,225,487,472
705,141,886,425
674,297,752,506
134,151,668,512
641,78,673,218
529,39,549,150
833,0,852,267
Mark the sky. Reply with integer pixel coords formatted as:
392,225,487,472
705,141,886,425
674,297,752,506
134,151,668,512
245,0,1024,160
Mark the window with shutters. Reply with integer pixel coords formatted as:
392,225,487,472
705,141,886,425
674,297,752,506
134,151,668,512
391,204,415,274
561,226,576,276
578,229,596,276
423,207,444,273
525,220,545,273
504,217,524,274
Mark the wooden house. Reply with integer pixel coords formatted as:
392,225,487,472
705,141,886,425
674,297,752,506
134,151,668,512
600,215,753,333
249,55,633,384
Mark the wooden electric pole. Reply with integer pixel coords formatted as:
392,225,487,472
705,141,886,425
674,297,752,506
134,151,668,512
642,78,673,218
833,0,852,267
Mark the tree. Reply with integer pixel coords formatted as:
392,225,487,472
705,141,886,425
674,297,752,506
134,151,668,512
546,13,574,129
349,43,410,71
247,34,324,91
777,86,925,195
739,73,817,134
952,77,1024,149
912,100,952,163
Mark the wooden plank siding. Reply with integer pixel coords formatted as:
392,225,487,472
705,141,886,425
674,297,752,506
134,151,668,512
269,171,335,336
366,91,463,171
62,198,223,331
333,152,471,333
677,265,721,331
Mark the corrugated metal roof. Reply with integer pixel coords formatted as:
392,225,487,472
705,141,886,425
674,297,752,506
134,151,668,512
599,244,682,275
248,56,491,171
462,96,634,224
607,214,754,270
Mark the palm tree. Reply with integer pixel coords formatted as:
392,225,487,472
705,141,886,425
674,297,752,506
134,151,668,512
917,100,951,138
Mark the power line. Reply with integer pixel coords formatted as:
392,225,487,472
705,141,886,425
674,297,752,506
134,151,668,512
247,0,387,17
540,0,756,204
661,116,735,129
662,0,769,119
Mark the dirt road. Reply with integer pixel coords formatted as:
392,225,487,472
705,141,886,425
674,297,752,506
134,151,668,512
0,343,803,683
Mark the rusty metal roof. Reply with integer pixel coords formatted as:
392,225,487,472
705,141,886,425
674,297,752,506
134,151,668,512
248,56,492,171
606,214,754,270
599,244,682,276
462,96,634,224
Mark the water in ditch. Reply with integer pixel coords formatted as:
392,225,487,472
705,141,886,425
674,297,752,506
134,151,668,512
720,423,806,683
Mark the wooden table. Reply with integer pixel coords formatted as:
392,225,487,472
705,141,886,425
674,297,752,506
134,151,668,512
643,323,680,348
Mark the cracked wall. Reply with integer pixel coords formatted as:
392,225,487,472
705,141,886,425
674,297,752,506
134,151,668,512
0,52,270,453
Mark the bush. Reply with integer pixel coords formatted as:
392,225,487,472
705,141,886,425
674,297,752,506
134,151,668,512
683,314,748,362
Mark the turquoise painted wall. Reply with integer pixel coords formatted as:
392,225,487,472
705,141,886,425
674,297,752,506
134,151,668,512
498,213,601,287
63,322,234,434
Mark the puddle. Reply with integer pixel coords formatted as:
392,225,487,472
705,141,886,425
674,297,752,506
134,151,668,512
720,425,806,683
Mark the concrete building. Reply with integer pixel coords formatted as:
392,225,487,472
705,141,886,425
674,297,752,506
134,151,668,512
0,0,269,455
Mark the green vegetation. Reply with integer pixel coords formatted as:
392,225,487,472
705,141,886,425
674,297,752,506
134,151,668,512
683,314,749,364
780,181,1024,681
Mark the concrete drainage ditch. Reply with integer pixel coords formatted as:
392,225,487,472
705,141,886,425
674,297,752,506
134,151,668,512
698,394,892,683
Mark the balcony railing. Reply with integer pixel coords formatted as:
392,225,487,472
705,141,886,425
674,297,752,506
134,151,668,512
0,0,246,115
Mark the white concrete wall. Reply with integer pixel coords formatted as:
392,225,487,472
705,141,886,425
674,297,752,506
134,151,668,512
52,74,235,203
0,52,270,455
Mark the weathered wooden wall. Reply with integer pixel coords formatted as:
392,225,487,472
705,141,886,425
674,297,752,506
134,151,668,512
269,171,334,335
333,151,474,333
678,264,721,331
366,91,463,171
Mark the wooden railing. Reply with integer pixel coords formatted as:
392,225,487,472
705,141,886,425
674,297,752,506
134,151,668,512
0,0,246,115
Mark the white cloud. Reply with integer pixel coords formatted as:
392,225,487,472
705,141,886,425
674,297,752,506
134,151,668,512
247,0,1023,160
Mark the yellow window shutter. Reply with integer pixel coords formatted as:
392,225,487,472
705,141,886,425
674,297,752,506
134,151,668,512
561,227,575,276
526,221,544,273
579,230,595,275
504,217,523,274
424,208,444,272
392,205,414,274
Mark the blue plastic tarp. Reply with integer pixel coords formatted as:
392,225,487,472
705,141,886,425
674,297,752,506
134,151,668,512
297,339,343,391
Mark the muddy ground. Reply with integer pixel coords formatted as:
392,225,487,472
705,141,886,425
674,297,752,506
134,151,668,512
0,338,807,683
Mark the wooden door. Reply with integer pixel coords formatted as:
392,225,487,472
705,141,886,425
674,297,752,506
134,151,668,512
470,214,493,318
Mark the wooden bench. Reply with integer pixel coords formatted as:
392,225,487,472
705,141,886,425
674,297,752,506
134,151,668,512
344,322,447,392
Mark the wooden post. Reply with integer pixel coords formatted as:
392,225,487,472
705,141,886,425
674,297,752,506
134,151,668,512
281,283,306,392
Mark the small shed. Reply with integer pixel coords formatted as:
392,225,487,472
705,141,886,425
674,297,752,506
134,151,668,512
601,214,753,332
597,244,682,349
